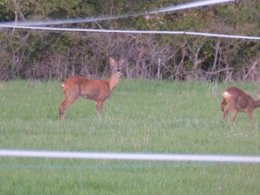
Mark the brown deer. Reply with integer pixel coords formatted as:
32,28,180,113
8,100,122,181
220,87,260,122
59,57,124,120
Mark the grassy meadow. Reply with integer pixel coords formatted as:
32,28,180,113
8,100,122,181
0,80,259,194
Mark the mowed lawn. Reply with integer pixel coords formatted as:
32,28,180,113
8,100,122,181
0,80,259,194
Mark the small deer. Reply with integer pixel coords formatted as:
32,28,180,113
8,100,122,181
59,57,124,120
220,87,260,122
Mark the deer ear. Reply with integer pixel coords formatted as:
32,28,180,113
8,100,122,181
257,91,260,99
119,58,125,66
109,57,117,67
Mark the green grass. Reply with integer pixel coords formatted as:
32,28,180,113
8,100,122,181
0,80,259,194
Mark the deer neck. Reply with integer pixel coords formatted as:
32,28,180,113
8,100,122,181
254,99,260,108
109,72,121,91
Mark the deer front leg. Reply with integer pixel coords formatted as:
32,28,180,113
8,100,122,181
95,100,104,116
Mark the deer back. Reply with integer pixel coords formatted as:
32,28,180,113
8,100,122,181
223,87,255,111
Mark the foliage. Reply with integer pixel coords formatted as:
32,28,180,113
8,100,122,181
0,0,259,81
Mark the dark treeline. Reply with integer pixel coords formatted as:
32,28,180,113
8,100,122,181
0,0,259,81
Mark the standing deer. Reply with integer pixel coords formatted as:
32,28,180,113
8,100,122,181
59,57,124,120
220,87,260,122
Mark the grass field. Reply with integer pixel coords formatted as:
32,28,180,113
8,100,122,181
0,80,259,194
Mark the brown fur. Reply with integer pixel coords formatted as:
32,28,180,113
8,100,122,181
59,57,124,120
220,87,260,121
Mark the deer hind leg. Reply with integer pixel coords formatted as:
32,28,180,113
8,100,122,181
247,110,254,121
223,106,236,121
221,98,230,120
223,109,229,120
220,98,227,112
231,110,238,122
59,95,78,120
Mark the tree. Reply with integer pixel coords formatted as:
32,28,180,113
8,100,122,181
0,0,259,81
